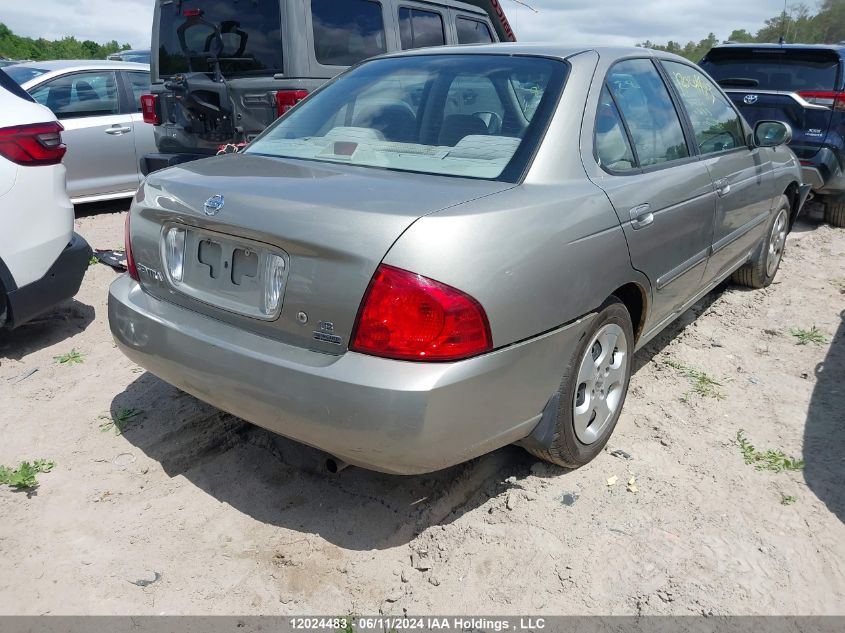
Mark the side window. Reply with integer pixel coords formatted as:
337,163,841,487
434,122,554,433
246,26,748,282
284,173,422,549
311,0,387,66
29,71,119,119
126,72,151,112
663,61,746,155
398,7,445,50
456,17,494,44
606,59,689,167
595,85,637,172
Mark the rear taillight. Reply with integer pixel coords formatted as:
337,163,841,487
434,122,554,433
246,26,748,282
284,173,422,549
140,94,161,125
0,121,66,166
351,264,493,362
125,214,139,281
275,89,308,117
798,91,845,111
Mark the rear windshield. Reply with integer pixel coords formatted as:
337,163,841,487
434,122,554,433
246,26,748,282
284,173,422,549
4,65,49,85
700,49,840,92
157,0,283,77
246,54,567,182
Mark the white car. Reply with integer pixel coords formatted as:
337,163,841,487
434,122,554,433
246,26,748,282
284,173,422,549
0,69,91,329
5,60,156,204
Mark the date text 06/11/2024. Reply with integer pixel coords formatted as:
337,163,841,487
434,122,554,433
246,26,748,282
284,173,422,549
289,617,548,631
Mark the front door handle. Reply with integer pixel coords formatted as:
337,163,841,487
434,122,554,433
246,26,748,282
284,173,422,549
105,125,132,135
715,177,731,196
629,203,654,230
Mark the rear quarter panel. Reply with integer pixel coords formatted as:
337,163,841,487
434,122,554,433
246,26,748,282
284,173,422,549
383,181,639,347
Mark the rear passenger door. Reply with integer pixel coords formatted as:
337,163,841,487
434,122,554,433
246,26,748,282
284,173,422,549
662,60,774,284
587,58,717,334
29,70,137,200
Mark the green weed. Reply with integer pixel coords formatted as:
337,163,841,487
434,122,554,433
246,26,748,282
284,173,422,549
736,430,805,473
664,359,725,400
54,349,84,365
0,459,55,490
790,326,828,346
98,408,142,435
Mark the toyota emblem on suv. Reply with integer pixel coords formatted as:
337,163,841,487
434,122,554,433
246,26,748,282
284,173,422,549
743,94,759,105
203,194,225,216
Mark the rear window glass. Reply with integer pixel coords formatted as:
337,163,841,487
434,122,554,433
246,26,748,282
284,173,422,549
457,18,494,44
246,54,567,182
399,8,446,50
4,66,49,85
700,49,840,92
157,0,283,77
312,0,387,66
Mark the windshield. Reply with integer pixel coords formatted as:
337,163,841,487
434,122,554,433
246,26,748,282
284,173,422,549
4,65,48,85
157,0,283,77
246,55,567,181
701,49,840,92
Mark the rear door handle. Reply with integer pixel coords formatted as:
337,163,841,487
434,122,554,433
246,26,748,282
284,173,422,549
629,203,653,230
105,125,132,135
715,178,731,196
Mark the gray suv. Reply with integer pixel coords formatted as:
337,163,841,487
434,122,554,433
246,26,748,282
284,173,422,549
140,0,510,174
111,46,808,474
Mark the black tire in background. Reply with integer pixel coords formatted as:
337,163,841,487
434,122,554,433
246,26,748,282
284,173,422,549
824,198,845,228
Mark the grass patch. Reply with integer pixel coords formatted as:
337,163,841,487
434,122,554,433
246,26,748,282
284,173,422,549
54,349,84,365
0,459,55,490
736,430,805,473
790,326,827,346
664,359,725,400
88,255,99,266
780,494,797,506
99,408,142,435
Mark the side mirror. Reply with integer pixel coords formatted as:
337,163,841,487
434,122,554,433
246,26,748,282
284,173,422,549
754,120,792,147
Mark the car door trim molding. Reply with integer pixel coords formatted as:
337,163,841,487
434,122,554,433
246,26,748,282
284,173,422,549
655,247,708,290
711,210,769,255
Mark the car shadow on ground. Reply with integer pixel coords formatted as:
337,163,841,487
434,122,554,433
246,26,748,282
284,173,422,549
803,309,845,524
110,284,731,549
74,199,131,218
0,299,95,361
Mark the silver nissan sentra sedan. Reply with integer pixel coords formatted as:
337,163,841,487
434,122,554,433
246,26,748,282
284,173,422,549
109,45,808,474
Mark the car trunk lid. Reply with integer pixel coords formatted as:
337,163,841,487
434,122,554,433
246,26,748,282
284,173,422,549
133,153,512,353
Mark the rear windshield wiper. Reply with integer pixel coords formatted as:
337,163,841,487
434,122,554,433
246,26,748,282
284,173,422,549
717,77,760,87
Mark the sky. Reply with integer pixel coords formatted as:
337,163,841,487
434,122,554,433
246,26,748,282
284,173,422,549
2,0,792,49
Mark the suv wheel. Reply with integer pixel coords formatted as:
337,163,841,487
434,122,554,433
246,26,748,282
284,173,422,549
824,198,845,228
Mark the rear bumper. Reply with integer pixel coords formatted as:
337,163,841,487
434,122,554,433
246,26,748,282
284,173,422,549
108,275,587,474
801,147,845,195
4,233,91,328
140,152,209,176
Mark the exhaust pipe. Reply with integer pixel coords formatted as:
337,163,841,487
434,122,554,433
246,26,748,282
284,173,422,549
325,457,349,474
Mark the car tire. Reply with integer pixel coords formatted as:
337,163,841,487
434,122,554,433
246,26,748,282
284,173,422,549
526,297,634,469
731,194,790,289
824,198,845,228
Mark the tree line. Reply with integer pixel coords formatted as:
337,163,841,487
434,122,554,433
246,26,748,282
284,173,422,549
0,23,132,61
640,0,845,61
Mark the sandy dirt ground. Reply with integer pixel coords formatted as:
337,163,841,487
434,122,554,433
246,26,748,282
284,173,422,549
0,201,843,615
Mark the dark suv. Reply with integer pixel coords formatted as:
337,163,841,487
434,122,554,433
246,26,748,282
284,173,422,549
700,44,845,226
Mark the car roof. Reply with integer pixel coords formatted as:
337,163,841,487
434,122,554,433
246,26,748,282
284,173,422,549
709,42,845,56
11,59,149,72
375,43,689,63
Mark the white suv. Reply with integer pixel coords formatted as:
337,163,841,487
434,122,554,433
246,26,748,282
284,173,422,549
0,69,91,329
